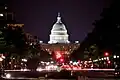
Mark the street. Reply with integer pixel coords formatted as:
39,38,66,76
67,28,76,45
1,70,120,80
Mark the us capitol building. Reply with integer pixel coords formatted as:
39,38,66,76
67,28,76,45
40,13,80,59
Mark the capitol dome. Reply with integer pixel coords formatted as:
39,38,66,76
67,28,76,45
48,13,70,44
52,14,67,31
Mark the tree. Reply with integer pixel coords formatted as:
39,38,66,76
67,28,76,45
4,25,27,56
72,0,120,59
26,46,51,70
92,0,120,54
71,33,96,60
0,17,7,54
0,30,7,53
88,44,99,60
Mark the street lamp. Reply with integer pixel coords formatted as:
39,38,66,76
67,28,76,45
113,55,117,58
117,56,119,58
108,61,111,64
6,73,11,79
106,57,109,60
101,58,104,60
104,57,106,60
22,59,27,62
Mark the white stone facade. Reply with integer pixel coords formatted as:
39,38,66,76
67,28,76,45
48,13,70,44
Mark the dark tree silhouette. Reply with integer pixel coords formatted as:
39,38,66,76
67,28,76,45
72,0,120,60
26,47,51,70
4,25,27,56
92,0,120,54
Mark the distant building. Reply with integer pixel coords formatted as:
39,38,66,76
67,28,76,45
0,4,15,22
7,24,24,30
41,13,80,62
25,32,39,45
0,4,24,29
48,13,70,44
0,4,25,69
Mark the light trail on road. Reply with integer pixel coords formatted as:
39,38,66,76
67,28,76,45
67,68,115,71
4,68,115,72
4,69,31,72
1,75,43,80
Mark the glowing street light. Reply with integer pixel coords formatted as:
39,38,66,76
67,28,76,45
113,55,117,58
0,58,3,61
117,56,119,58
106,57,109,60
60,58,64,62
73,62,77,65
101,58,104,60
6,73,11,78
104,57,106,60
0,14,3,16
70,61,73,63
1,55,5,59
22,59,27,62
108,61,111,64
50,61,54,63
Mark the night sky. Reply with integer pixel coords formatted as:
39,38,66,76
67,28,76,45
8,0,112,43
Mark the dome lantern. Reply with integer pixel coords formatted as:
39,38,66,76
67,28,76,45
57,12,62,23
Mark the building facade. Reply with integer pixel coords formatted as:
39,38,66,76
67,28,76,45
41,13,80,62
0,5,14,22
25,32,39,45
48,13,70,44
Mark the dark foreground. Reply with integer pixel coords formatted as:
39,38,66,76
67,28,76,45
1,70,120,80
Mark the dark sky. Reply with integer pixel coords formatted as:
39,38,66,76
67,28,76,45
8,0,112,42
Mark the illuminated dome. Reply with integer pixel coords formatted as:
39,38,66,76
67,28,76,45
52,14,66,31
48,13,70,44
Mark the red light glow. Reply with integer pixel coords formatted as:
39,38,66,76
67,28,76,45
56,53,62,59
61,65,115,71
108,61,111,64
104,52,109,56
60,58,64,62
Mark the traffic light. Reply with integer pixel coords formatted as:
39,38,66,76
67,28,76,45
104,52,109,56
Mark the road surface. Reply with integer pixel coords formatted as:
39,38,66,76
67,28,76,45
1,70,120,80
